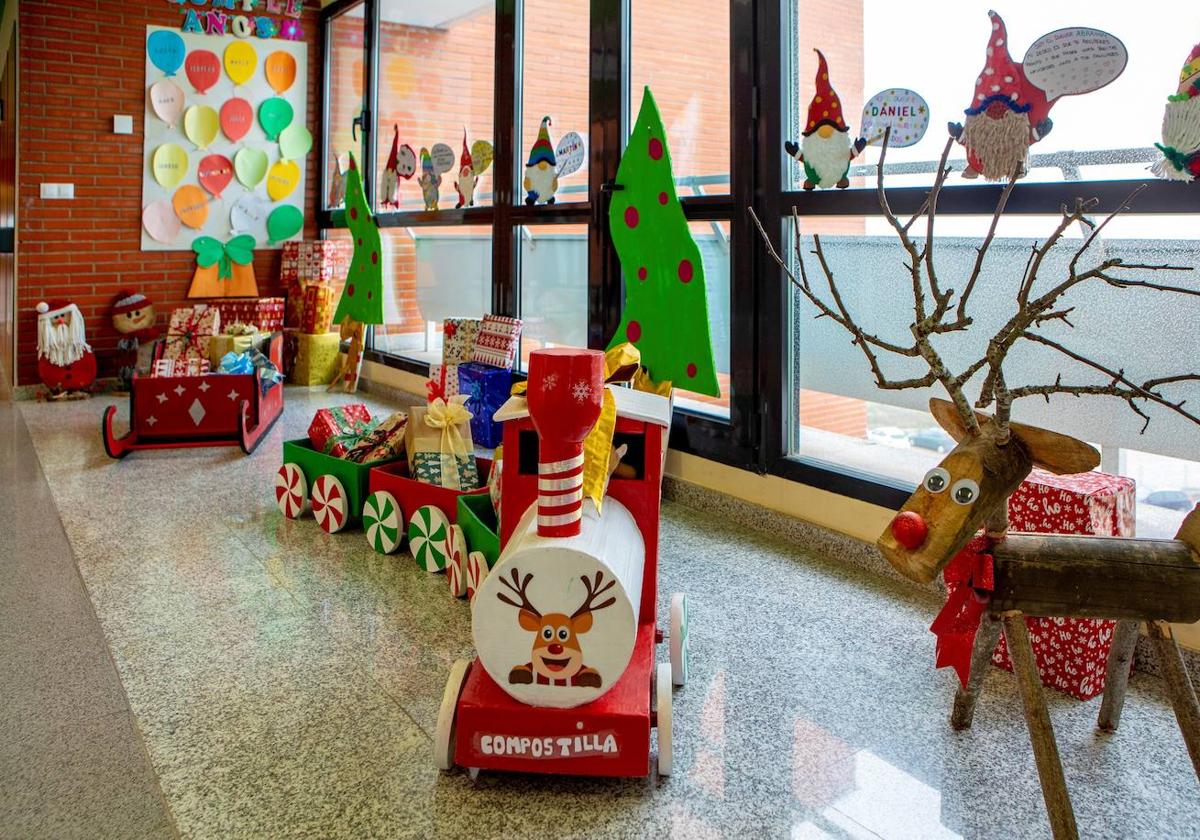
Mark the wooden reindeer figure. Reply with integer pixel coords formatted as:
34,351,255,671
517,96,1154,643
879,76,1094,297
752,129,1200,840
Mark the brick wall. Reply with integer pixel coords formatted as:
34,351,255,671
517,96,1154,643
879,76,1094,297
16,0,321,386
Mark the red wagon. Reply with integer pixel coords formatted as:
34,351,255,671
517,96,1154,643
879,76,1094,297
103,334,284,458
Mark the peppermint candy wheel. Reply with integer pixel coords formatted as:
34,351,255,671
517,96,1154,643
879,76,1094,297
466,551,489,603
363,491,403,555
311,474,349,534
446,525,467,598
409,505,450,572
275,463,307,519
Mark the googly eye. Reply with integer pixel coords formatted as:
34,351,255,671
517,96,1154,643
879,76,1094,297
557,627,570,641
541,627,553,640
923,467,950,494
952,478,980,506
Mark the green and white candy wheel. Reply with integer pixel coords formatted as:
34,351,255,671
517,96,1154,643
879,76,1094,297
409,505,451,573
670,592,689,686
363,491,403,555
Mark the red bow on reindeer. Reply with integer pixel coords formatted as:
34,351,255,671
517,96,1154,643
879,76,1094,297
929,534,996,687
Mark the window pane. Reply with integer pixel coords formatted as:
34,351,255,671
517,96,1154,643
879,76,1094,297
519,0,589,205
630,0,730,194
375,2,496,211
518,224,588,370
786,1,1190,187
370,226,492,364
1122,449,1200,538
672,221,731,418
324,3,366,210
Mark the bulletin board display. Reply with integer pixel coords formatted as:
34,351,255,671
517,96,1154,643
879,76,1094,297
140,26,309,252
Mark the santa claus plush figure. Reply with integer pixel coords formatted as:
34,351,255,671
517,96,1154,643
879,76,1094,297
1153,43,1200,181
36,300,96,396
111,290,158,389
784,50,866,190
948,11,1053,181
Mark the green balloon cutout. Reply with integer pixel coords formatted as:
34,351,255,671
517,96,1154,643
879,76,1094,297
267,204,303,244
258,97,294,141
234,147,269,188
278,124,313,161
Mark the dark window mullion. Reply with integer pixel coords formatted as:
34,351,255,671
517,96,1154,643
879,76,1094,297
491,0,520,319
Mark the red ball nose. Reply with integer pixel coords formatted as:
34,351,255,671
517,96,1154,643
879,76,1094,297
547,643,564,655
891,511,928,550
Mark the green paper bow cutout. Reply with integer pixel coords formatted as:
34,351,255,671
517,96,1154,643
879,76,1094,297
193,234,255,281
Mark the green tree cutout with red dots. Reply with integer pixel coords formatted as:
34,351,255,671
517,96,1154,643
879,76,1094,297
331,152,384,328
608,87,720,397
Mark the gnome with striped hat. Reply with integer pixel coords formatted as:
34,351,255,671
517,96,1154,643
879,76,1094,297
1153,43,1200,181
417,146,441,212
784,50,866,190
524,116,560,205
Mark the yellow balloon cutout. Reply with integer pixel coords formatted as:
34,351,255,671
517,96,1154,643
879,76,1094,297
151,143,189,189
224,41,258,87
264,51,297,94
172,184,209,229
266,159,300,201
183,105,219,150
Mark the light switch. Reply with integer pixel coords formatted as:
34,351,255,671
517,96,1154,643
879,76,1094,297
113,115,133,135
60,183,74,199
39,183,58,199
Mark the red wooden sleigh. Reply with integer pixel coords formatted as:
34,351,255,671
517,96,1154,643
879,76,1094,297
102,334,284,458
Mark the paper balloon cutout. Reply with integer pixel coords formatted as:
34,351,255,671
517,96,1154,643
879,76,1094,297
172,184,210,229
429,143,456,175
267,205,303,243
470,140,494,175
278,124,312,161
230,193,267,233
185,49,220,95
183,105,219,150
1023,28,1128,101
234,147,269,188
224,41,258,87
258,97,294,141
220,98,253,142
860,89,929,148
397,144,417,178
147,30,185,77
151,143,189,188
264,51,297,94
142,200,181,243
149,79,185,127
555,131,586,177
266,159,300,201
198,154,234,198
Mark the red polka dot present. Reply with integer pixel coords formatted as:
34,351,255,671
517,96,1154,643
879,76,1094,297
471,315,523,370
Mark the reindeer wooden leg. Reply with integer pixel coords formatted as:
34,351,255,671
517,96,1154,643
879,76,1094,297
1003,612,1078,840
1147,620,1200,778
1097,619,1140,733
951,612,1003,731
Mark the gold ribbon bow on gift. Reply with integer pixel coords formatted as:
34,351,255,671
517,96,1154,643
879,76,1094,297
424,395,474,488
512,343,670,512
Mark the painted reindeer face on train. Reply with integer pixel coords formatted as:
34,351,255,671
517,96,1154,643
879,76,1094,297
878,399,1101,584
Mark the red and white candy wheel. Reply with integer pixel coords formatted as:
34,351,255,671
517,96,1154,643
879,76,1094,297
466,551,489,603
275,463,307,519
311,474,349,534
446,524,467,598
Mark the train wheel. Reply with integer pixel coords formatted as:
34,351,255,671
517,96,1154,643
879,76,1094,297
275,463,307,519
466,551,489,603
434,659,471,771
363,491,403,554
670,593,689,687
446,525,468,598
409,505,451,573
656,662,673,776
311,474,349,534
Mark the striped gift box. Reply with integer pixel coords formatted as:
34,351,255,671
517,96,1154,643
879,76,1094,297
470,315,523,369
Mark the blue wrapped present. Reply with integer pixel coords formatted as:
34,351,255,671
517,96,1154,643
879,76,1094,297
457,362,512,449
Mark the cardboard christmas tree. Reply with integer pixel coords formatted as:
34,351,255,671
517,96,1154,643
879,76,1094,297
329,153,383,392
608,87,719,397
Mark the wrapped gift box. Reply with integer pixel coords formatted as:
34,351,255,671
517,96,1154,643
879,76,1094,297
471,315,522,369
282,240,351,328
163,306,220,363
289,332,342,385
301,284,336,335
457,362,511,449
308,404,374,458
152,357,210,377
213,297,284,333
208,330,269,366
405,400,480,491
428,363,460,401
346,411,408,464
991,468,1137,700
442,317,482,364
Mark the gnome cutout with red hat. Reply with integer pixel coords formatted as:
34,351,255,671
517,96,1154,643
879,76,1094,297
380,124,416,209
948,11,1053,181
784,50,867,190
1153,43,1200,181
454,129,494,208
36,300,97,397
111,290,158,390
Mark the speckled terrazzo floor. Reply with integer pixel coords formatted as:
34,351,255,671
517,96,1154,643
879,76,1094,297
8,387,1200,840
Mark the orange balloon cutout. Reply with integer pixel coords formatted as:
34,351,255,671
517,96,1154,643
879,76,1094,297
264,51,297,95
172,184,210,230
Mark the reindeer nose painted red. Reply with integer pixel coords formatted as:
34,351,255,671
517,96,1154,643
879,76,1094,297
891,511,928,550
547,644,564,655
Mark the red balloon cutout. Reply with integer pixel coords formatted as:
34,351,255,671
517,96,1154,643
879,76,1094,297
184,49,220,95
220,98,253,143
197,154,234,198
